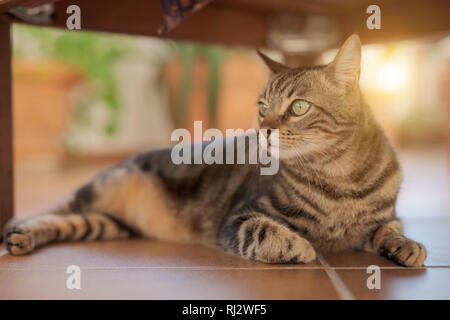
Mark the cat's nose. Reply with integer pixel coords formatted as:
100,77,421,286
260,118,279,131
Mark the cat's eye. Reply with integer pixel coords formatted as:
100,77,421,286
291,99,311,116
258,102,269,117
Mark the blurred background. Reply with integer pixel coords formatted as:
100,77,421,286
12,24,449,220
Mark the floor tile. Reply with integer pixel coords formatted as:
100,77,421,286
337,268,450,299
0,238,323,269
322,251,399,269
0,268,338,299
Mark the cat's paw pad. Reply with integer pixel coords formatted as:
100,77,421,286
381,236,426,267
5,225,35,255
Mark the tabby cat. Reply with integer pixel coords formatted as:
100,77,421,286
4,35,426,267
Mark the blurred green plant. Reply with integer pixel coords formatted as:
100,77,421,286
13,24,131,136
13,25,229,134
170,43,227,127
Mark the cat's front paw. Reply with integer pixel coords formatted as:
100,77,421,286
285,237,317,264
5,225,35,255
380,235,426,267
257,233,317,264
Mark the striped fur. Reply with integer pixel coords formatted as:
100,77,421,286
3,35,426,267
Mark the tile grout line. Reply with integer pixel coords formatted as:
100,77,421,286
317,253,355,300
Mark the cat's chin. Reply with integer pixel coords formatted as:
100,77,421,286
277,148,300,161
265,146,296,161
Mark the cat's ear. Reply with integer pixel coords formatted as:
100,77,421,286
327,34,361,87
257,50,289,74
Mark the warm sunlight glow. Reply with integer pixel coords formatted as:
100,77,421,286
375,60,409,93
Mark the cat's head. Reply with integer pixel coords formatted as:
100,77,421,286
257,34,363,160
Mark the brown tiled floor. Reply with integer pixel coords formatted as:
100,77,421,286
337,268,450,300
0,240,336,299
1,221,449,299
1,150,449,299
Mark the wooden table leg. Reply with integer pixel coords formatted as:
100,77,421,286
0,20,14,234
